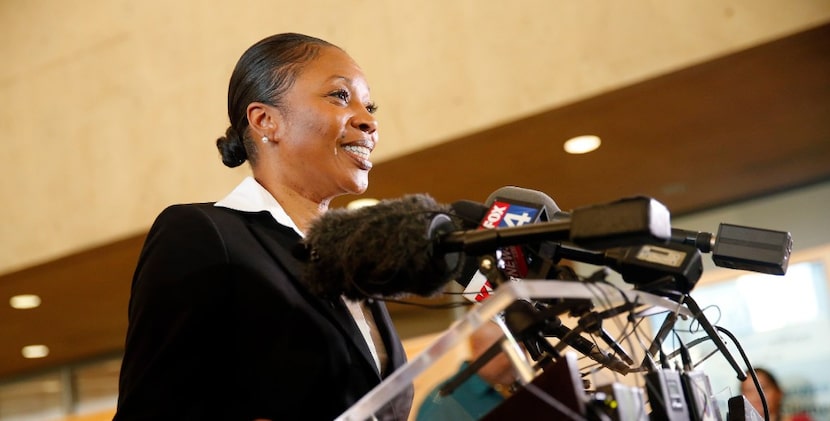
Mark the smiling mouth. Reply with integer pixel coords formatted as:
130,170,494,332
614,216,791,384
342,144,373,170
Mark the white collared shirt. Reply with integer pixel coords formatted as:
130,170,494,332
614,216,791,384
215,176,304,237
215,177,386,373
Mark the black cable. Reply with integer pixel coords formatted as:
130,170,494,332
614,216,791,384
715,325,769,421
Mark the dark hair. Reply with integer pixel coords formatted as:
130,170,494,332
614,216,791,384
216,33,339,167
753,367,782,393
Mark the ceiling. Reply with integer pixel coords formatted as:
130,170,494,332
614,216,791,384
0,23,828,382
333,23,830,215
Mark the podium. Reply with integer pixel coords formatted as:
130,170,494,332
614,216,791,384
335,280,693,421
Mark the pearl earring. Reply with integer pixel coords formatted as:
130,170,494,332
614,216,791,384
261,136,269,144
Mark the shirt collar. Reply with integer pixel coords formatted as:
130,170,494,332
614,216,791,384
214,176,304,237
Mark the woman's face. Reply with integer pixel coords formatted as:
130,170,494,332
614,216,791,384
273,46,378,201
741,371,782,416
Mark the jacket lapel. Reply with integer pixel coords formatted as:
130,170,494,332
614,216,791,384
243,211,382,379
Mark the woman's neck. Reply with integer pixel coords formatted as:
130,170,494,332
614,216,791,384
281,197,329,234
255,175,330,234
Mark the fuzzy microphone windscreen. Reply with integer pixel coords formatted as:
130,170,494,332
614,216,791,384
297,194,466,300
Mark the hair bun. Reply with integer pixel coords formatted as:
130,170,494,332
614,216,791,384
216,126,247,168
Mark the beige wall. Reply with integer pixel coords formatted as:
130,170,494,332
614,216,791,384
3,1,830,275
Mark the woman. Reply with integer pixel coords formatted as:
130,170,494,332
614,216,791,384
741,368,813,421
114,33,413,420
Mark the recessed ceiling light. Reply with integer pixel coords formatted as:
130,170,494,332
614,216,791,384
21,345,50,359
10,294,41,309
564,135,601,154
347,198,380,210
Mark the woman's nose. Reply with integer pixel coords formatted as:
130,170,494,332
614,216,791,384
352,109,378,134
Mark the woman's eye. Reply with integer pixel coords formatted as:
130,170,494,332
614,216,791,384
331,89,350,103
329,89,376,114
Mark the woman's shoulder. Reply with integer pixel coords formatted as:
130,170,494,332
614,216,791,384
155,202,244,221
159,202,223,215
146,202,252,236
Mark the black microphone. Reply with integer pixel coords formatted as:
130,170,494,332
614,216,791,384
453,199,791,288
296,194,465,300
507,299,632,375
297,191,673,300
440,196,672,254
544,316,632,375
449,199,490,229
453,200,704,295
674,224,792,275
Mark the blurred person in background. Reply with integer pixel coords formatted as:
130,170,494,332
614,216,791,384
741,367,813,421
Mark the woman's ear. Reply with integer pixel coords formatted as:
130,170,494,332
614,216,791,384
247,102,281,141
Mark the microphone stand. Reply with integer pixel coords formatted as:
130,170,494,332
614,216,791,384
446,227,748,398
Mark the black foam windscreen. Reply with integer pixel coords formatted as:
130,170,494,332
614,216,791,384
297,194,465,300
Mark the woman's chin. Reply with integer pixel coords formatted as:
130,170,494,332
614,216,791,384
337,175,369,197
352,173,370,194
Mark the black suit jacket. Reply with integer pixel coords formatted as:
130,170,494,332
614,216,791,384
115,203,413,420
